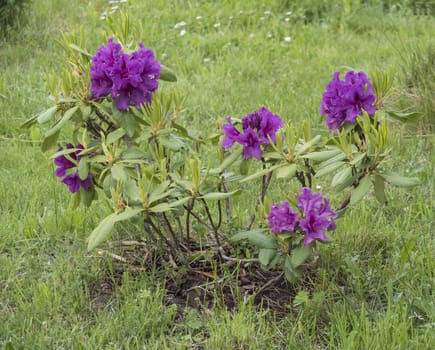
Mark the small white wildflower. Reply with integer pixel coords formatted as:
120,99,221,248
214,22,221,28
161,53,167,59
260,16,265,21
120,0,127,2
109,0,120,4
196,15,203,20
284,36,291,42
249,33,255,38
174,21,187,29
110,5,119,11
285,17,290,22
264,10,271,15
286,11,292,16
203,58,210,63
179,29,186,36
316,185,322,190
100,12,107,20
267,33,273,38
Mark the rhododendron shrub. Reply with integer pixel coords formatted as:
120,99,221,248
23,15,420,283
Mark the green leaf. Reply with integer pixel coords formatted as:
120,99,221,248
87,213,117,251
78,157,89,181
199,190,240,200
37,106,58,124
69,43,92,57
218,148,243,172
113,207,144,222
258,248,277,267
168,197,191,208
148,203,172,213
20,114,38,128
315,161,345,178
241,163,285,183
111,163,128,182
41,130,60,152
229,229,278,249
290,245,311,268
350,175,372,205
374,174,387,204
295,135,321,155
380,171,421,187
302,148,342,162
331,166,352,188
386,111,422,123
159,65,177,82
276,163,297,179
106,128,126,144
44,105,79,138
283,256,301,283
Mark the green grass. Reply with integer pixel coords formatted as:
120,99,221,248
1,0,434,348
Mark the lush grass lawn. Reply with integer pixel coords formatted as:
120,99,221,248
0,0,434,348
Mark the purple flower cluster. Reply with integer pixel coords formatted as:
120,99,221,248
54,144,93,193
90,38,161,111
222,107,284,159
267,187,337,245
320,71,377,131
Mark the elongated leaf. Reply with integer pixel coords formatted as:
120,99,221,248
106,128,126,144
284,256,301,282
290,245,311,268
302,148,342,162
276,163,297,179
295,135,321,155
350,175,372,205
113,207,144,222
331,166,352,188
386,111,422,123
315,161,345,178
111,163,127,181
374,174,387,204
37,106,58,124
41,130,60,152
380,171,421,187
148,203,172,213
78,157,89,181
87,213,117,251
69,43,92,57
199,190,240,200
160,65,177,82
241,163,285,183
168,197,191,208
45,105,79,137
229,229,278,249
259,248,277,267
218,148,243,172
20,114,38,128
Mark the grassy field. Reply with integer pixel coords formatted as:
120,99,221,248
0,0,434,348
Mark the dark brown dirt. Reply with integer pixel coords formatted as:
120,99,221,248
89,241,317,318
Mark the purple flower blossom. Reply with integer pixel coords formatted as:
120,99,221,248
222,107,283,159
62,172,93,193
54,144,93,193
90,38,161,111
238,126,262,160
267,188,337,245
320,70,377,131
268,201,299,234
297,187,337,245
90,38,122,99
